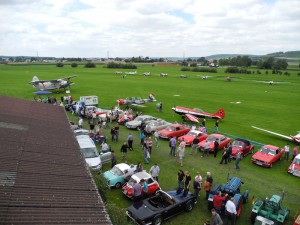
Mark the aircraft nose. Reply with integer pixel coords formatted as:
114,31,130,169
118,99,124,105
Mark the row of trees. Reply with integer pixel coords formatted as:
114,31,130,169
106,62,137,69
256,57,288,70
218,56,252,67
181,67,217,73
56,62,96,68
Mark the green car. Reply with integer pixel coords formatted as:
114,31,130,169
103,163,132,188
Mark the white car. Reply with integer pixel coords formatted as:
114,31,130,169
125,115,156,129
74,129,90,137
145,119,171,133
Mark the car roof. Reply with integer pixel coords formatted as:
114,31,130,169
234,138,250,144
295,154,300,160
169,123,184,128
74,129,89,134
76,135,95,148
211,134,224,138
136,115,153,119
116,163,130,172
131,172,152,181
263,145,280,150
188,130,202,135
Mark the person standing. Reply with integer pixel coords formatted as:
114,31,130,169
154,130,159,148
227,143,232,162
292,146,299,161
149,163,160,182
177,169,185,194
225,198,237,225
143,143,149,164
193,177,201,199
202,141,211,157
146,137,153,154
204,172,213,199
211,208,223,225
78,117,83,129
220,148,228,164
182,171,191,197
235,151,242,170
140,132,145,146
195,172,203,188
213,191,228,215
133,180,142,202
127,133,134,151
115,125,119,142
177,145,185,167
202,119,206,127
190,137,200,155
121,142,129,162
169,137,176,157
141,179,148,199
214,140,219,158
136,162,143,172
111,150,117,168
214,119,219,133
159,102,162,112
284,143,290,160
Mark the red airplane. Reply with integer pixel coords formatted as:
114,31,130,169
116,93,156,108
172,106,225,119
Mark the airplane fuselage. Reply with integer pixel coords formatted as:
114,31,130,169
32,80,71,90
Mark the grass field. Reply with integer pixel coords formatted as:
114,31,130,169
0,63,299,225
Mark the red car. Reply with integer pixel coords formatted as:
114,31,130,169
158,124,190,139
122,172,160,199
198,134,231,152
118,113,134,125
178,130,208,146
231,138,254,159
251,145,284,168
288,154,300,177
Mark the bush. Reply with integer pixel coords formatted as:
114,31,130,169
181,67,190,71
56,62,64,67
265,71,269,75
71,63,78,68
225,67,250,74
106,62,137,69
192,67,217,73
85,62,96,68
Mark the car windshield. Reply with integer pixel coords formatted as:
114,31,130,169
127,177,137,186
167,126,175,132
136,117,143,121
110,166,123,176
233,140,243,147
187,131,197,137
261,148,275,155
206,136,217,142
75,131,89,136
81,148,99,158
293,158,300,165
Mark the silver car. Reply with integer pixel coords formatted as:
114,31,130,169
145,119,171,133
125,115,156,129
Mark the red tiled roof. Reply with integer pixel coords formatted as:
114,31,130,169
0,96,112,224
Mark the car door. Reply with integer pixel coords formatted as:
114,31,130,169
147,178,159,195
100,152,112,164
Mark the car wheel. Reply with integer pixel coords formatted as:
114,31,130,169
153,215,163,225
115,182,121,189
185,200,194,212
250,212,257,224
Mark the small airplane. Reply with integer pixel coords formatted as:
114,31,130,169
252,126,300,144
29,75,76,91
172,106,225,119
115,71,123,74
125,71,137,75
253,80,290,85
160,73,168,77
199,75,212,80
179,74,187,78
116,93,156,107
143,72,151,76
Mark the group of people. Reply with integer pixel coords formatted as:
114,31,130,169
284,143,298,161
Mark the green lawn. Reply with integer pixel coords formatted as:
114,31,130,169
0,63,299,225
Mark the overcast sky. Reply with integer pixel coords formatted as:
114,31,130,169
0,0,299,58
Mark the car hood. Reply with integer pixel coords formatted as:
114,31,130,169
103,170,117,180
198,141,214,148
252,152,274,162
178,135,194,143
127,200,159,220
126,121,141,126
231,146,242,156
290,162,300,171
85,157,101,168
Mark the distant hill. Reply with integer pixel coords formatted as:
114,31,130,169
266,51,300,58
205,54,261,60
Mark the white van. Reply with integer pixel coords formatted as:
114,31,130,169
76,135,102,170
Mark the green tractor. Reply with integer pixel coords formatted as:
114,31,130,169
251,194,290,225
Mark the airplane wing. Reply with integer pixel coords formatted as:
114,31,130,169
185,114,199,123
252,126,293,141
131,104,145,107
61,75,77,80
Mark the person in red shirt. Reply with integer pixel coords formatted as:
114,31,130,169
213,191,228,215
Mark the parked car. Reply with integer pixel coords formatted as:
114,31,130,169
118,113,134,125
126,190,197,225
103,163,131,188
125,115,156,129
231,138,254,159
198,134,231,152
288,154,300,177
145,119,171,133
74,129,90,137
98,108,125,121
178,130,208,146
251,145,284,168
158,124,190,139
122,172,160,199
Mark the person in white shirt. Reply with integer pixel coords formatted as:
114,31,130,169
101,142,109,152
78,117,83,128
225,198,237,225
284,143,290,160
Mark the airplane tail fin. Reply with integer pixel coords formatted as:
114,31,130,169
214,108,225,119
149,93,155,100
32,76,39,82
